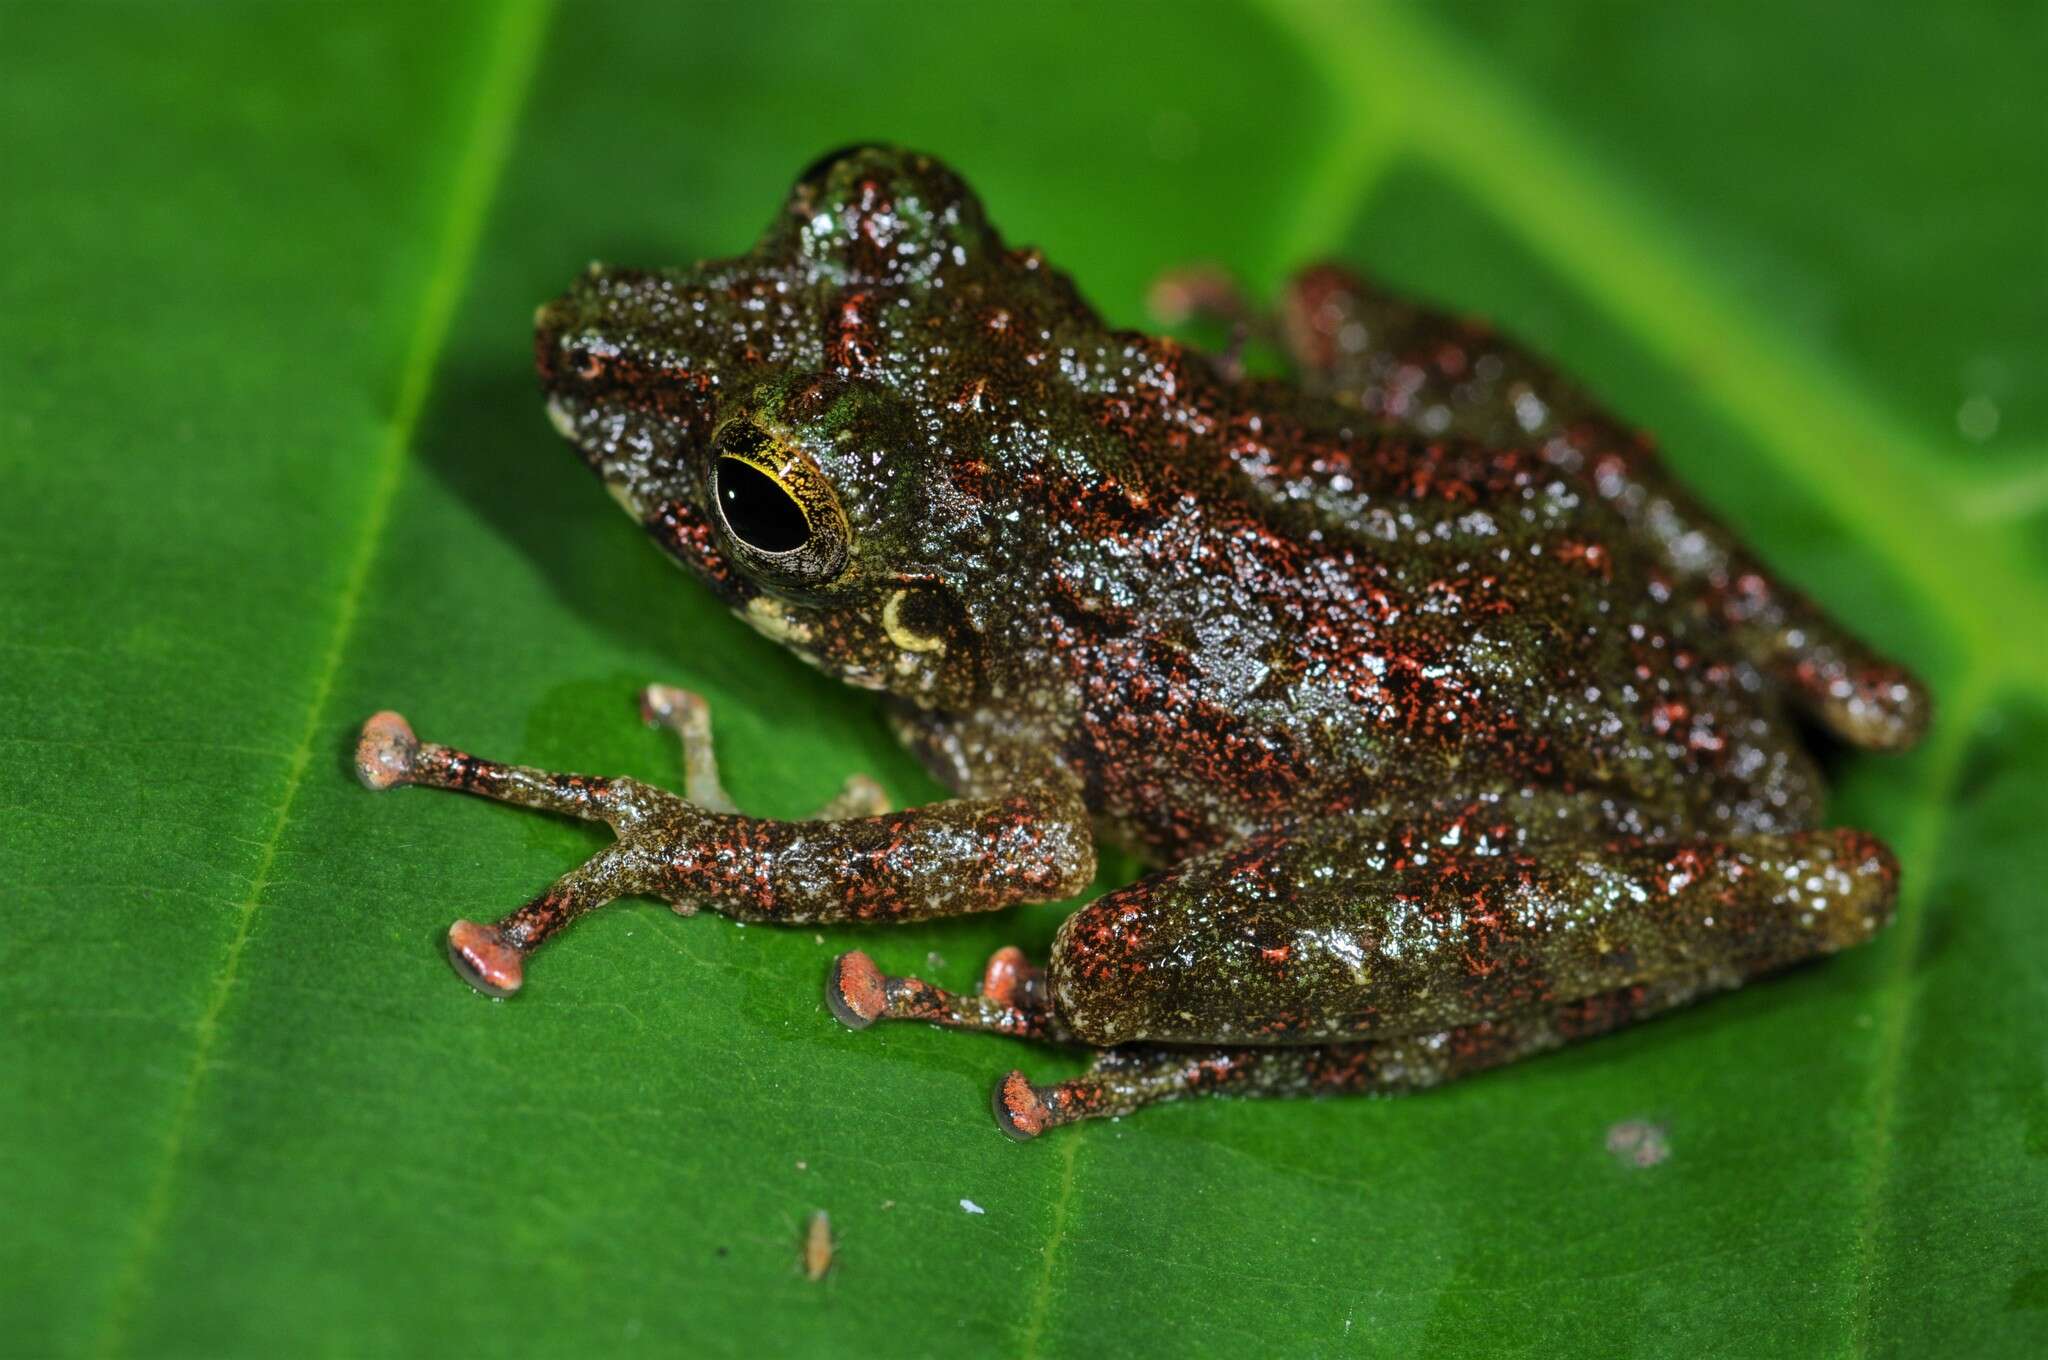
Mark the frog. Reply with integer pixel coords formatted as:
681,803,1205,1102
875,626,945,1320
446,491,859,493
355,145,1928,1138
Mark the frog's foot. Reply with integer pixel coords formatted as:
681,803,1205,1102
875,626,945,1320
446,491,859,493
992,1048,1273,1139
828,945,1068,1041
353,692,1085,998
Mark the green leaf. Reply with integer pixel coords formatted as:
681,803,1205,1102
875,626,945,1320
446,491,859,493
4,2,2042,1355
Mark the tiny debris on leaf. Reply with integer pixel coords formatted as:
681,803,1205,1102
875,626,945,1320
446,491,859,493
1605,1118,1672,1168
960,1198,985,1215
802,1210,833,1282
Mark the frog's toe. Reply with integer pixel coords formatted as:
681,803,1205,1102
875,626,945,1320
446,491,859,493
826,950,886,1029
992,1070,1052,1141
447,919,524,997
637,683,707,729
354,710,419,790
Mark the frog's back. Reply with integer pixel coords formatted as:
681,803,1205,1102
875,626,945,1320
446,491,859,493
987,365,1821,861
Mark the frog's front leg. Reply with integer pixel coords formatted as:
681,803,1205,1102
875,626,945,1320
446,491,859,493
353,694,1095,996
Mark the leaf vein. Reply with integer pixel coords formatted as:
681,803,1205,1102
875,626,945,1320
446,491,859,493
1846,680,1986,1353
88,4,555,1353
1019,1128,1082,1360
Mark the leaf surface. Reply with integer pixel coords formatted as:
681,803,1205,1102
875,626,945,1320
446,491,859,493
2,3,2042,1355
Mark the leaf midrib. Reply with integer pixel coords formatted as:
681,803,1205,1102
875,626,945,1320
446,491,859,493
89,4,556,1353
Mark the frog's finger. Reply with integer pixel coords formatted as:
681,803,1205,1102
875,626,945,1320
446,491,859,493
640,685,886,819
444,840,665,997
354,711,668,828
638,683,737,812
809,773,889,821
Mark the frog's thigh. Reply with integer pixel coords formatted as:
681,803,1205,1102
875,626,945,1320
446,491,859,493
1045,815,1900,1048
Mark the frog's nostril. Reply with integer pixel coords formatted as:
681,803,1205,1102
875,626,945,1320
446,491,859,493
536,331,608,388
544,323,611,382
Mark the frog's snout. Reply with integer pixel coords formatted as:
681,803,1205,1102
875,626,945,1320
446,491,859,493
531,295,570,338
531,295,579,387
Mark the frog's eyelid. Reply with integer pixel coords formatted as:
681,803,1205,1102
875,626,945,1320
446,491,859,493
715,419,772,457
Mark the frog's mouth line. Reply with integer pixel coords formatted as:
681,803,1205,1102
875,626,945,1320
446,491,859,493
545,394,578,441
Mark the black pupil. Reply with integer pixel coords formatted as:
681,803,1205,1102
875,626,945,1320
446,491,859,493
715,457,810,554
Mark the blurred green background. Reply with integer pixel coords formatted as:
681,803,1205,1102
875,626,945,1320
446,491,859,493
3,2,2043,1356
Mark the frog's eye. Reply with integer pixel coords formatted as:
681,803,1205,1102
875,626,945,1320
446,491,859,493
708,422,850,586
715,457,809,554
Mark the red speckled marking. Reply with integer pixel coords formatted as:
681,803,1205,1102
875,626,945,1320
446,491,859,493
828,289,881,378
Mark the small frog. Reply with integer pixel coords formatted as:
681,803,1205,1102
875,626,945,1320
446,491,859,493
357,146,1927,1137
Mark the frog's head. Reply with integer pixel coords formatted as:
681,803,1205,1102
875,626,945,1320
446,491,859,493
533,146,1071,710
675,368,1001,708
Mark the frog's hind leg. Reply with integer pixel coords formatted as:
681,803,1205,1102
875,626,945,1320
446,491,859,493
1264,263,1929,750
992,972,1729,1138
826,945,1073,1043
1052,811,1899,1049
984,805,1900,1134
